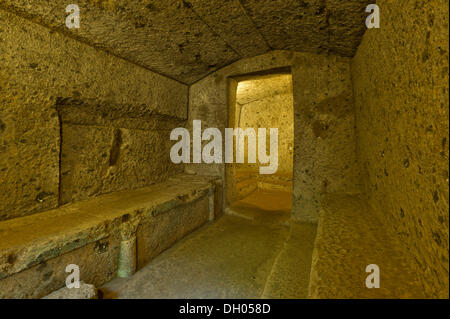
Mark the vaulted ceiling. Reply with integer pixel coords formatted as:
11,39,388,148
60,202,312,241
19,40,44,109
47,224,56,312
1,0,372,84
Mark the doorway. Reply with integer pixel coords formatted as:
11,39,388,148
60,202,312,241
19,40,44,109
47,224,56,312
226,72,294,220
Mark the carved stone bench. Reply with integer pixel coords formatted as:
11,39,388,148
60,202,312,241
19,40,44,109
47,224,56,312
308,194,425,298
0,174,222,298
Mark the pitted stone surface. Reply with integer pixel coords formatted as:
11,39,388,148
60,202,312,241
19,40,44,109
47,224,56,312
352,0,449,298
0,0,371,84
0,174,216,280
239,0,370,56
309,194,425,299
0,9,187,220
43,282,98,299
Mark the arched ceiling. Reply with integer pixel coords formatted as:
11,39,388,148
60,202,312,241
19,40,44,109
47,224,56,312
1,0,372,84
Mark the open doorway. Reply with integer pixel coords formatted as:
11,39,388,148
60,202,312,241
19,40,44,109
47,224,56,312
226,71,294,221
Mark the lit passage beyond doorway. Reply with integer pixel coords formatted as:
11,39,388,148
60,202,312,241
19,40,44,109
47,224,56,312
227,73,294,220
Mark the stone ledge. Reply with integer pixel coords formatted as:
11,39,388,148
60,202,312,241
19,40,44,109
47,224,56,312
0,174,217,280
308,194,426,299
42,282,98,299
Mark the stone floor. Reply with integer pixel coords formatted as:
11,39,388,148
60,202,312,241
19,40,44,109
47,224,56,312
100,190,317,299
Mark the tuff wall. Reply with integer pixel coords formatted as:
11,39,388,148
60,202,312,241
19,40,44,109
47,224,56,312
0,9,188,220
352,0,449,298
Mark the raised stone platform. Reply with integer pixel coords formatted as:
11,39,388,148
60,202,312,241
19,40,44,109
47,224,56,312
42,282,98,299
308,194,426,298
0,174,221,298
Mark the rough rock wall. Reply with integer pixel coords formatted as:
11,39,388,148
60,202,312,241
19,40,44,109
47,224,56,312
188,51,360,222
352,0,449,298
0,9,188,220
